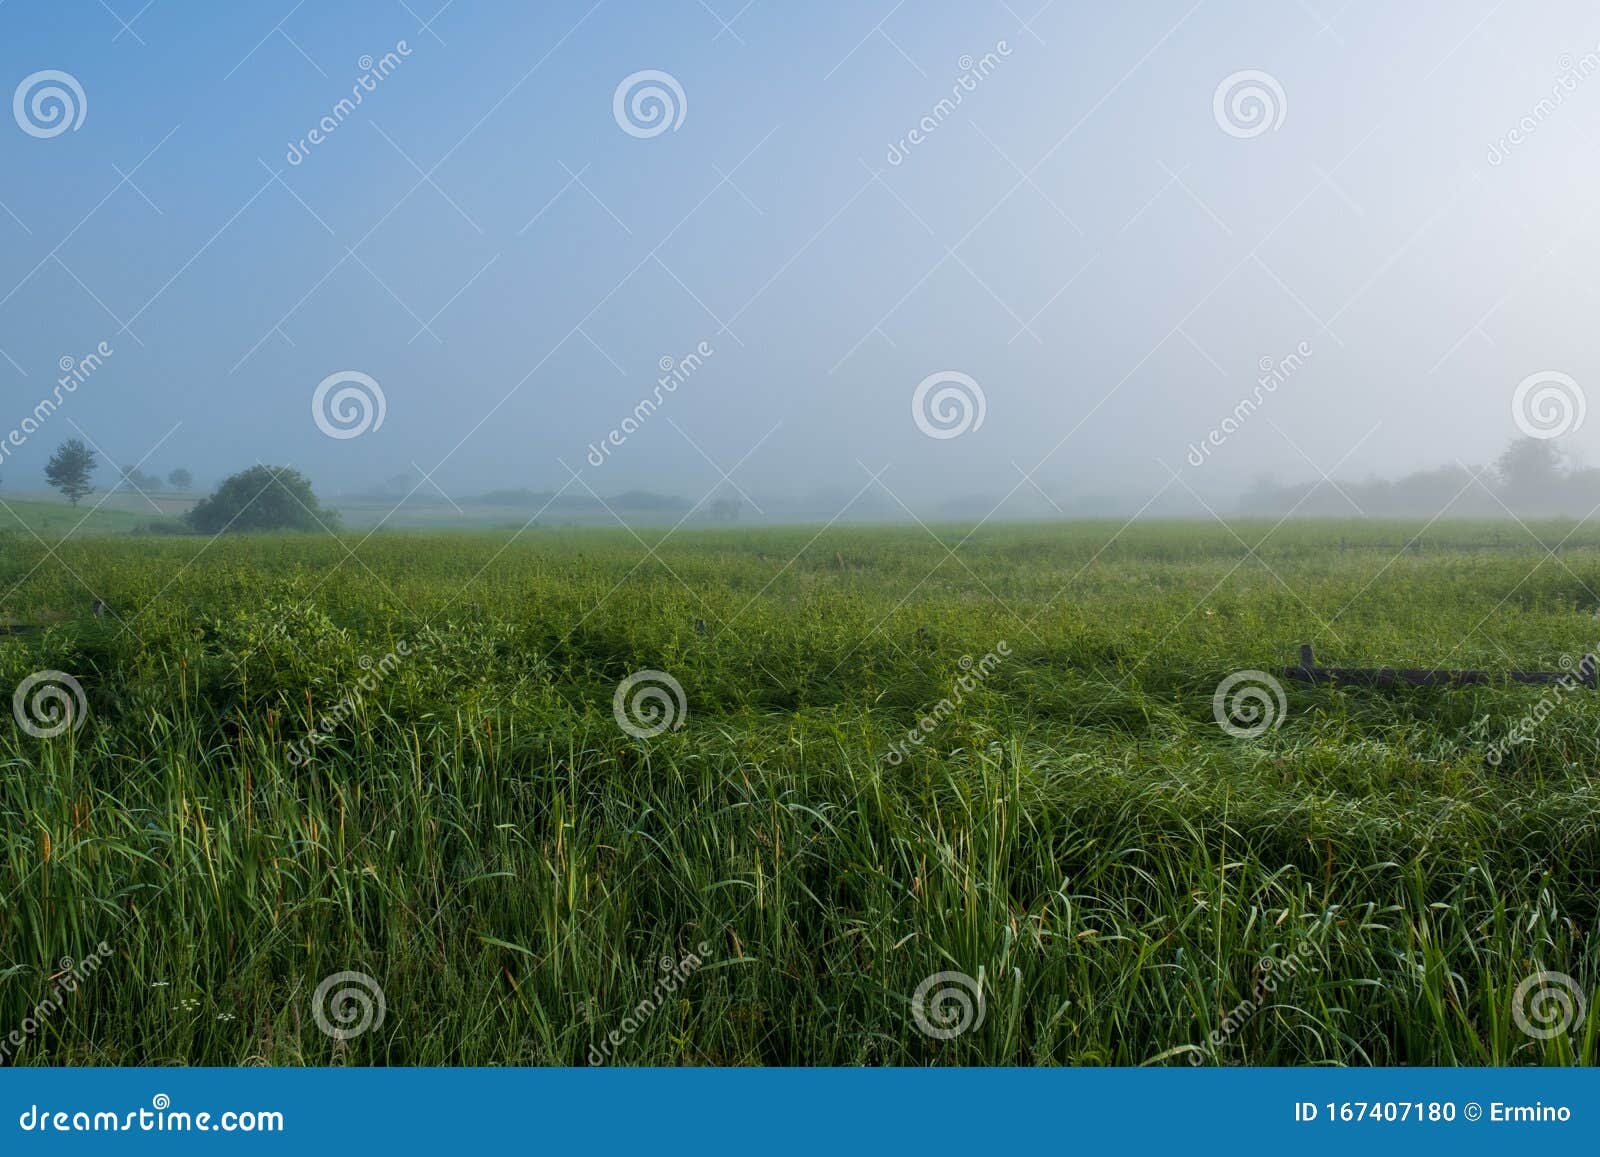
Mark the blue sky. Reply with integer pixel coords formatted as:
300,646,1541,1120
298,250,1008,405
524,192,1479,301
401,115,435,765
3,1,1600,512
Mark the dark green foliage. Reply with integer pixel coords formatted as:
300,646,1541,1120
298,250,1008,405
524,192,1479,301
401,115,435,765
185,465,338,534
1,520,1597,1065
43,438,96,506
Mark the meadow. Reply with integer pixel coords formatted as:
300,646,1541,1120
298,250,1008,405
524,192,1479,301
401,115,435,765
2,517,1598,1066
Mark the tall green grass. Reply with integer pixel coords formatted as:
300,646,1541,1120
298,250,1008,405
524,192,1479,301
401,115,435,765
1,520,1597,1064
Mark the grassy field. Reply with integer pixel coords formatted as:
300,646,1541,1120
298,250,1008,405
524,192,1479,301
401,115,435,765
2,518,1599,1066
0,494,179,537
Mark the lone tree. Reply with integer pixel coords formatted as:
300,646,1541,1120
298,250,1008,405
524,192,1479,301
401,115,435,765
1497,437,1561,508
185,465,337,534
167,468,193,490
45,438,97,506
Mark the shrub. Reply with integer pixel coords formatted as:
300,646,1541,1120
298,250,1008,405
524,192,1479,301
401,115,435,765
185,465,338,534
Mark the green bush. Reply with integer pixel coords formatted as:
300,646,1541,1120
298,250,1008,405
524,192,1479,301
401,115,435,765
185,465,338,534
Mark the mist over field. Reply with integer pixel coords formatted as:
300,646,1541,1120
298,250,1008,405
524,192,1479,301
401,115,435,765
7,0,1600,1094
3,3,1600,524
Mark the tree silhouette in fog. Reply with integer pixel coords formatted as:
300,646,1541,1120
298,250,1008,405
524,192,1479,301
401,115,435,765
1241,436,1596,517
44,438,97,506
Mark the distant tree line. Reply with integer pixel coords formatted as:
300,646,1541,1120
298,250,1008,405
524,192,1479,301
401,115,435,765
39,442,195,506
116,465,193,492
38,439,328,533
1240,438,1597,517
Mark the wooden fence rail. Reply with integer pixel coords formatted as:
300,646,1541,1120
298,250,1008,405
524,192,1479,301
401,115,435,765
1282,644,1597,688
